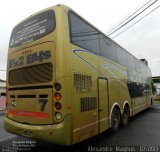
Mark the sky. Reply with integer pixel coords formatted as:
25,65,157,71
0,0,160,80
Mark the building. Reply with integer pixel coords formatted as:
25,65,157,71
0,79,6,94
0,79,6,110
152,76,160,101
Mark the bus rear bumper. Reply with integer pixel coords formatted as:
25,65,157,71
4,115,71,145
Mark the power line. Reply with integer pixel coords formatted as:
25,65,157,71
112,5,160,39
106,0,154,35
107,0,158,36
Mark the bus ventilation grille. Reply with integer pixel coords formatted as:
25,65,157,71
9,63,52,86
80,97,96,112
74,74,92,92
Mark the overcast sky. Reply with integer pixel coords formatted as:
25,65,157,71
0,0,160,80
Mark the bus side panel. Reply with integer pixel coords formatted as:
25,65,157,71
71,49,99,144
99,58,131,116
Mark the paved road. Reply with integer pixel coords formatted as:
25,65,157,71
0,104,160,152
0,111,17,142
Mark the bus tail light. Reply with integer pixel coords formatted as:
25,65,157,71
55,102,62,110
54,83,61,91
54,92,61,101
55,112,62,120
54,83,62,120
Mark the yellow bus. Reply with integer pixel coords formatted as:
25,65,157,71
4,4,153,145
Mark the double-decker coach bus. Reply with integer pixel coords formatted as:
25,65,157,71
4,5,153,145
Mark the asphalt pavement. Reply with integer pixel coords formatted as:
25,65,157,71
0,103,160,152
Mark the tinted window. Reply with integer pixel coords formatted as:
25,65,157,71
69,12,118,61
127,53,135,69
99,35,117,61
69,11,151,80
9,10,55,48
127,82,149,98
116,45,127,66
69,12,100,54
135,58,140,73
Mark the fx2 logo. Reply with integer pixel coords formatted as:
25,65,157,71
9,50,51,68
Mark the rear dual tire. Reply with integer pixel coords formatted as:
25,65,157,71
121,106,130,126
111,108,120,132
111,106,130,132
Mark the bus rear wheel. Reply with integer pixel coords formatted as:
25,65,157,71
121,106,130,126
111,107,120,132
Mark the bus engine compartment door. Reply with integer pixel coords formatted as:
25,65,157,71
98,78,109,133
7,88,53,125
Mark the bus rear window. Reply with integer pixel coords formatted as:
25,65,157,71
9,10,55,48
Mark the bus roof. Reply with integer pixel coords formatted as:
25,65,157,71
11,4,150,71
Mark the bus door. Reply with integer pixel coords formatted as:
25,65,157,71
97,77,109,133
